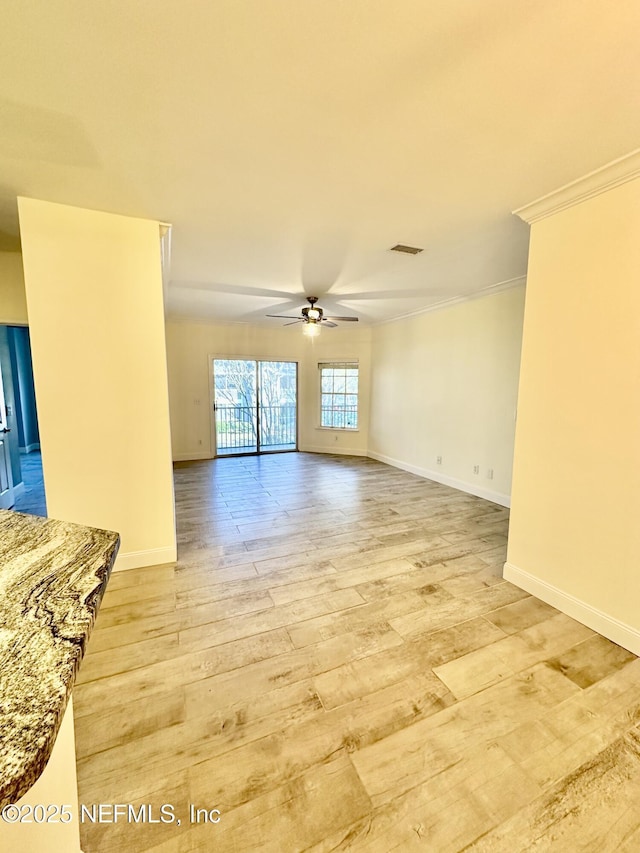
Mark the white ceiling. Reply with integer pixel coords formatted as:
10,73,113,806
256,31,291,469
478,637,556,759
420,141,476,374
1,1,639,325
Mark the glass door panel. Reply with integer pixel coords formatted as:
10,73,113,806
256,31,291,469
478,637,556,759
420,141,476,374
258,361,297,451
213,359,258,455
212,359,297,456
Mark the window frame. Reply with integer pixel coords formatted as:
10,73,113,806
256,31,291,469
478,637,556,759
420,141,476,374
317,361,359,431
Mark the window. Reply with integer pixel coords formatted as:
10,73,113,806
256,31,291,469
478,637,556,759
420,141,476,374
319,362,358,429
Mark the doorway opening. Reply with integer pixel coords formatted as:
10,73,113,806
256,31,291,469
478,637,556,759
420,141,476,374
212,359,297,456
0,325,46,516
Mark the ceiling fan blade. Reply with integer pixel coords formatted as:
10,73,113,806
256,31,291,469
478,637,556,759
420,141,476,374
172,281,297,299
323,321,338,328
284,319,304,326
324,316,359,322
266,314,303,319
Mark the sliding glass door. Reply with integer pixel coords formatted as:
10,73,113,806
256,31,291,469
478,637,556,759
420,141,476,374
257,361,297,451
212,359,297,456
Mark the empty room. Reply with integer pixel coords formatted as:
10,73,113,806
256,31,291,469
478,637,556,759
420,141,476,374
1,2,640,852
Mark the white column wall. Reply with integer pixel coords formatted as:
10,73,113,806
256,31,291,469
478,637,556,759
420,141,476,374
18,198,176,570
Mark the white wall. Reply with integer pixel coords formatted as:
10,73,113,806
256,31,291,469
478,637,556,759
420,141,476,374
0,251,28,325
18,198,176,571
368,286,526,506
166,321,372,460
506,170,640,653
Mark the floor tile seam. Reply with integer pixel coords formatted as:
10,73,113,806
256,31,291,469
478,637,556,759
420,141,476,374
431,633,613,697
237,517,359,536
180,625,411,697
543,692,640,749
75,714,188,764
81,631,182,668
99,592,178,614
515,729,636,817
287,600,442,651
179,562,338,594
314,652,452,712
386,587,530,636
85,626,180,655
176,597,362,639
78,630,294,689
175,591,275,611
178,599,277,629
526,723,624,777
176,622,298,653
98,586,177,606
253,557,337,578
327,554,419,575
182,732,352,791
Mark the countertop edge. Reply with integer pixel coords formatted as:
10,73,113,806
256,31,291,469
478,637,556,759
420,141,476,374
0,512,120,807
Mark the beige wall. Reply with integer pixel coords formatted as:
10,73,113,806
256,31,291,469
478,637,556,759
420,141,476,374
18,198,176,570
368,286,526,506
0,251,28,325
0,700,81,853
506,176,640,652
166,321,372,460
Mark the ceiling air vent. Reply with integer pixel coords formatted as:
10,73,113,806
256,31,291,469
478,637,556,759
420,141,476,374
390,244,423,255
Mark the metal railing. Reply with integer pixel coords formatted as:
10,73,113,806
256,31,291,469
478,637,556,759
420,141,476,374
215,404,296,452
320,405,358,430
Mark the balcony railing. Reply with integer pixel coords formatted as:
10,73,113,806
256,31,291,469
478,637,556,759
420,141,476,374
215,403,296,453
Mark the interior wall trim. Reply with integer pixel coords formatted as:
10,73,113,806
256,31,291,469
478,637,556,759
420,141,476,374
514,148,640,224
503,561,640,656
114,546,177,572
367,450,511,508
172,451,212,462
19,443,41,454
300,445,368,457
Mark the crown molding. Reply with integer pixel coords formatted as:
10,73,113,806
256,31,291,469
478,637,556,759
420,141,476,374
373,275,526,327
514,148,640,224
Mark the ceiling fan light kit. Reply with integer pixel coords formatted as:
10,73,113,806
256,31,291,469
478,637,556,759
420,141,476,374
266,296,359,333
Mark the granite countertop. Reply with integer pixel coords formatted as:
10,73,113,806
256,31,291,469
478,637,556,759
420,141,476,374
0,509,119,806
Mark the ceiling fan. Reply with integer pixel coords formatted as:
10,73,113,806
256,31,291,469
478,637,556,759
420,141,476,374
267,296,358,335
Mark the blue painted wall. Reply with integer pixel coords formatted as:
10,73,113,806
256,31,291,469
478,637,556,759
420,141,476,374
8,326,40,452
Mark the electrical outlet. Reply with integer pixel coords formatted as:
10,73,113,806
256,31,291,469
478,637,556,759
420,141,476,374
473,465,479,475
334,435,338,442
436,455,442,465
487,468,494,480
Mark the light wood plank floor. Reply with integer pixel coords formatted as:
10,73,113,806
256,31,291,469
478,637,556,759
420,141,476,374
74,453,640,852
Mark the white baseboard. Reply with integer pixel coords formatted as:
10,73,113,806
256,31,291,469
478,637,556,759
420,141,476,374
367,450,511,507
19,443,41,454
300,445,368,457
114,546,177,572
172,451,212,462
503,561,640,656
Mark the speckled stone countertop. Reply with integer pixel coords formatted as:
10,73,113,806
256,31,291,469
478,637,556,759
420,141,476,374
0,509,119,806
